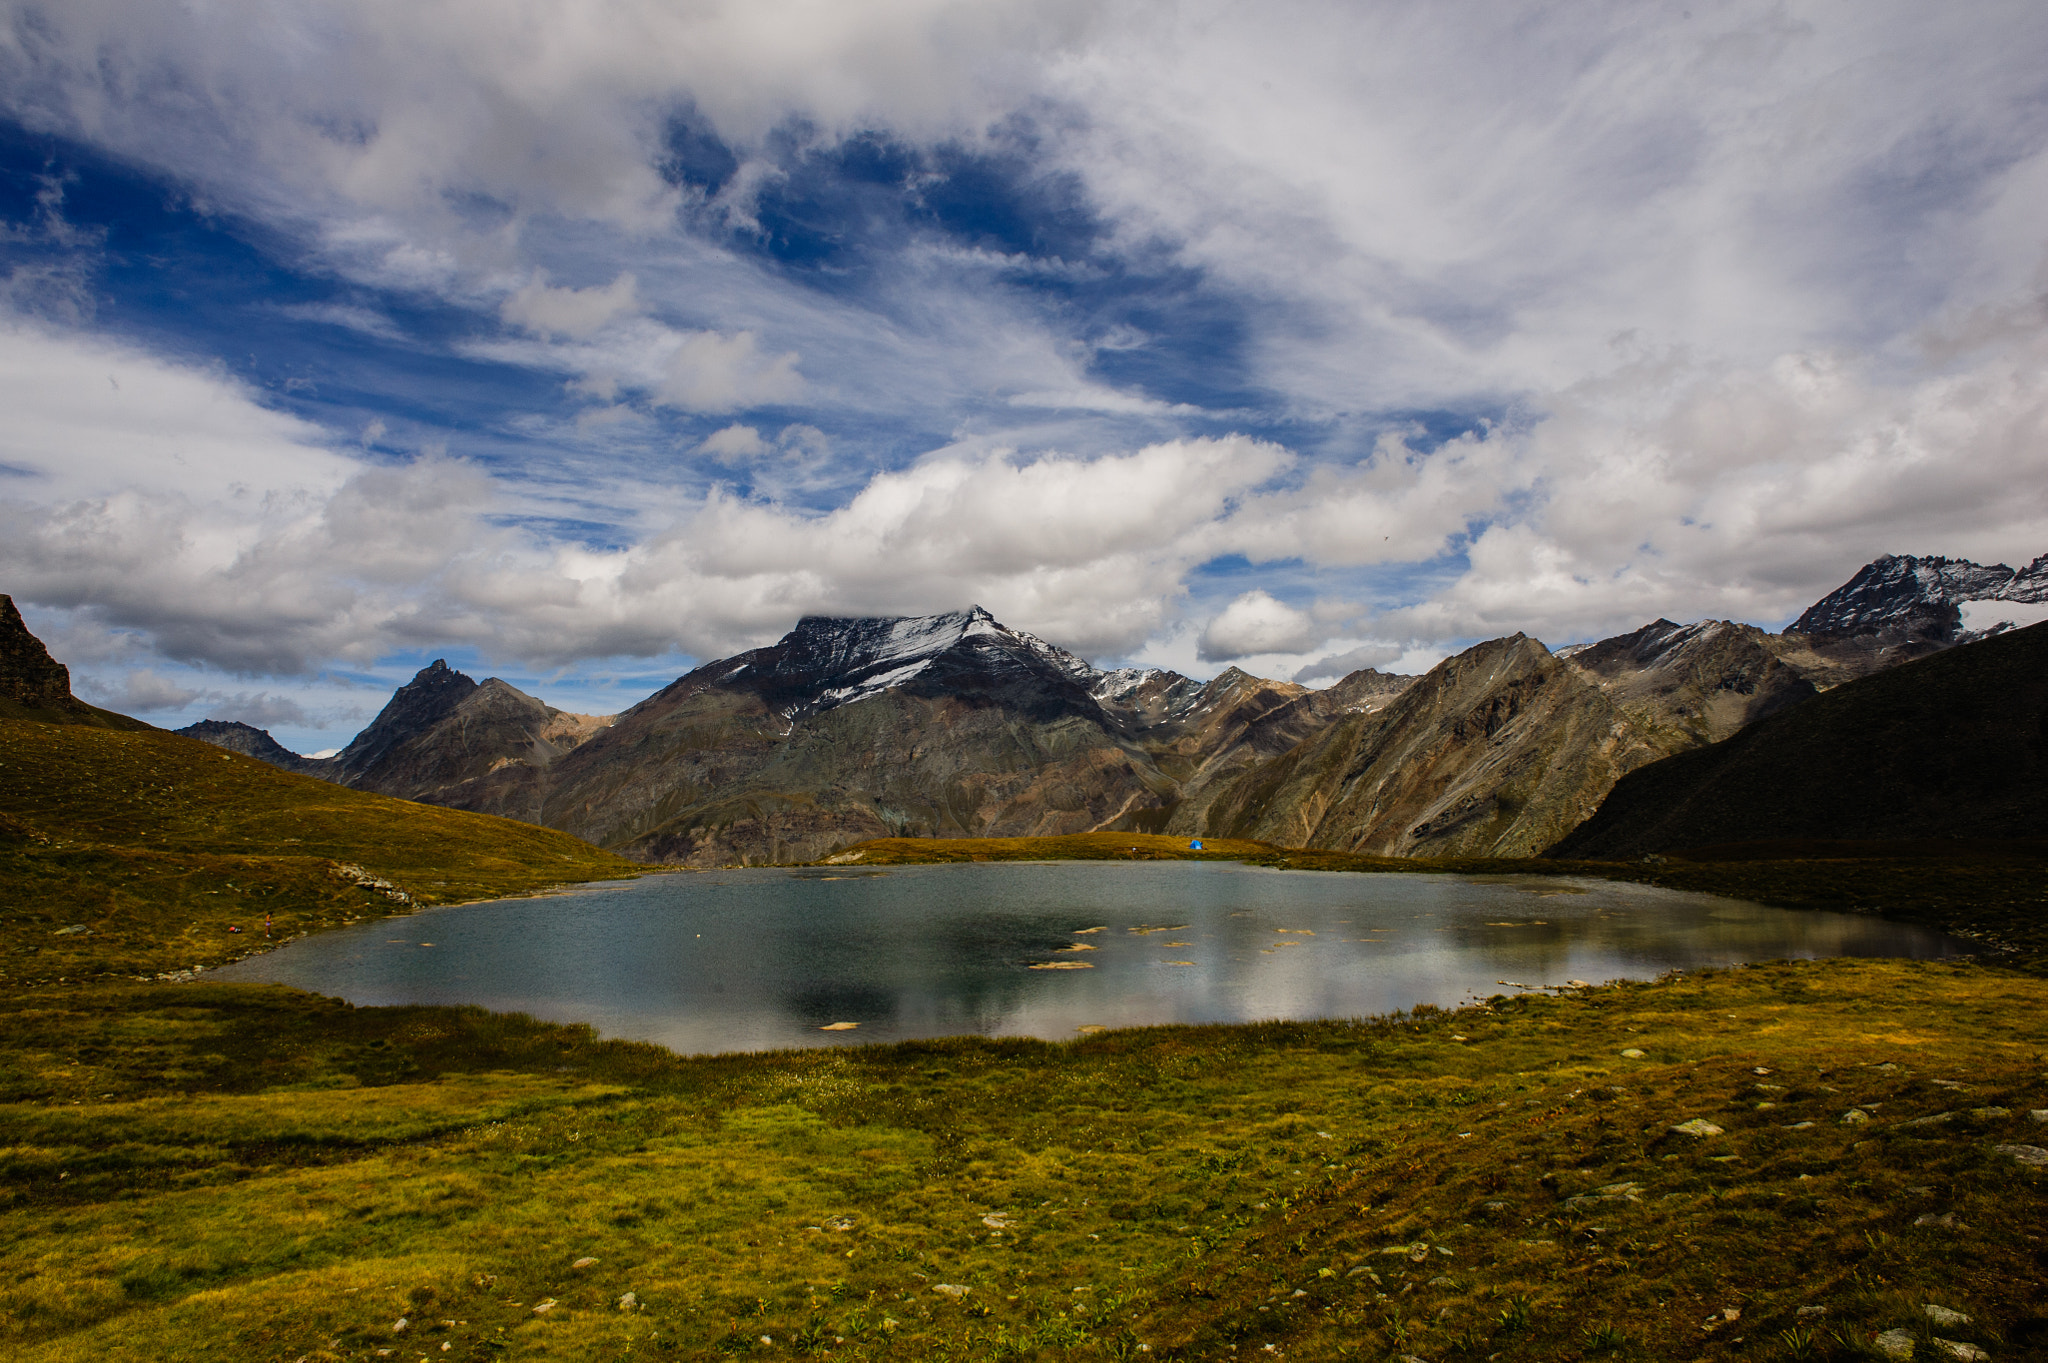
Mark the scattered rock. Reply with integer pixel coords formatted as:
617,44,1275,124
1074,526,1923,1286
1934,1342,1989,1361
819,1021,860,1030
51,925,90,936
1873,1327,1916,1359
572,1257,599,1269
2028,1109,2047,1124
1620,1048,1647,1059
1969,1107,2011,1120
981,1213,1013,1230
392,1318,409,1334
618,1293,638,1311
1842,1109,1871,1125
1914,1212,1964,1229
1993,1143,2048,1167
824,1216,856,1231
532,1300,557,1315
1796,1306,1828,1317
933,1283,970,1299
1923,1305,1971,1328
1786,1121,1816,1129
1671,1118,1724,1138
1427,1276,1457,1287
1902,1112,1955,1129
1566,979,1592,988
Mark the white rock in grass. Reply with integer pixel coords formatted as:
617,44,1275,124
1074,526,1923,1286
532,1299,557,1315
618,1292,638,1311
1935,1342,1990,1362
392,1317,409,1334
933,1284,970,1299
572,1257,599,1269
1994,1143,2048,1166
1620,1049,1646,1059
1872,1328,1915,1360
1923,1305,1971,1328
2028,1109,2048,1124
1670,1118,1723,1138
1841,1109,1870,1125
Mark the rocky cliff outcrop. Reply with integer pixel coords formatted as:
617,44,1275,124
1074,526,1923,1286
0,595,153,730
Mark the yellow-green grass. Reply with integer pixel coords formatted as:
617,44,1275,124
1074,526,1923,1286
2,961,2045,1361
832,835,2048,969
0,719,641,982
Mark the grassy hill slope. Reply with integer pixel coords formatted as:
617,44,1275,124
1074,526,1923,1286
2,960,2044,1361
0,719,641,983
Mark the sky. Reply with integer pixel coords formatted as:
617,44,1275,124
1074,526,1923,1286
4,0,2048,754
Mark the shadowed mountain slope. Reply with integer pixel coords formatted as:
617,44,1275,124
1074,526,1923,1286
1548,620,2048,859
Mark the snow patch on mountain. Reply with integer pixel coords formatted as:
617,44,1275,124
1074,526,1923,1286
1958,599,2048,636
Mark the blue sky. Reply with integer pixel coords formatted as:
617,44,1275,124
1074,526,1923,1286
4,1,2048,752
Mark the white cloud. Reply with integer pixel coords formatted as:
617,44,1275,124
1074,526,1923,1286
656,329,804,413
501,271,640,339
76,669,200,713
699,423,770,460
1198,590,1320,662
1292,639,1409,682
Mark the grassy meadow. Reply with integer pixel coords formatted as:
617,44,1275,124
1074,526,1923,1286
3,962,2046,1361
0,718,641,984
5,731,2048,1359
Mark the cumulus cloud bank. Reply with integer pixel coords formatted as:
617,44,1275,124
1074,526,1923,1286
2,0,2047,747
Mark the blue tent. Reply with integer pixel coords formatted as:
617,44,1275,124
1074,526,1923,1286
1189,838,1203,850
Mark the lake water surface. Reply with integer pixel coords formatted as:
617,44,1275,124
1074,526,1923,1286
212,861,1964,1054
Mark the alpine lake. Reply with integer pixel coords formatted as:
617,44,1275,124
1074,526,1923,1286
211,860,1965,1054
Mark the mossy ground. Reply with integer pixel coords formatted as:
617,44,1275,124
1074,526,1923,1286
3,961,2045,1362
7,741,2048,1360
0,719,641,983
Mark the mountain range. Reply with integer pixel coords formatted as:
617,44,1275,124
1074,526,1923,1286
147,549,2047,865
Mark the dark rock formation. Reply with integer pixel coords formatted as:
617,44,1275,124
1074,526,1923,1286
1548,620,2048,858
0,595,152,730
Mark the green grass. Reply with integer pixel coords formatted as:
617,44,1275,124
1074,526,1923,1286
8,730,2048,1360
2,961,2045,1361
0,718,641,983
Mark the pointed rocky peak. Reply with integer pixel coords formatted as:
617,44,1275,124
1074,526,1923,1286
0,593,151,729
1792,553,2025,642
331,657,480,775
688,606,1106,721
1569,618,1743,675
0,593,74,711
1318,667,1417,714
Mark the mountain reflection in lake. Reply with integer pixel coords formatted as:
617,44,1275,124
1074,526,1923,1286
212,861,1964,1055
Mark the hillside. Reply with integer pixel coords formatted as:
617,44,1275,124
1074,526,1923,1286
1549,620,2048,859
3,959,2044,1361
0,718,641,983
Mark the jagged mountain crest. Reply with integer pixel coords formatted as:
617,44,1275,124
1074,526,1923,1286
1792,551,2048,642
